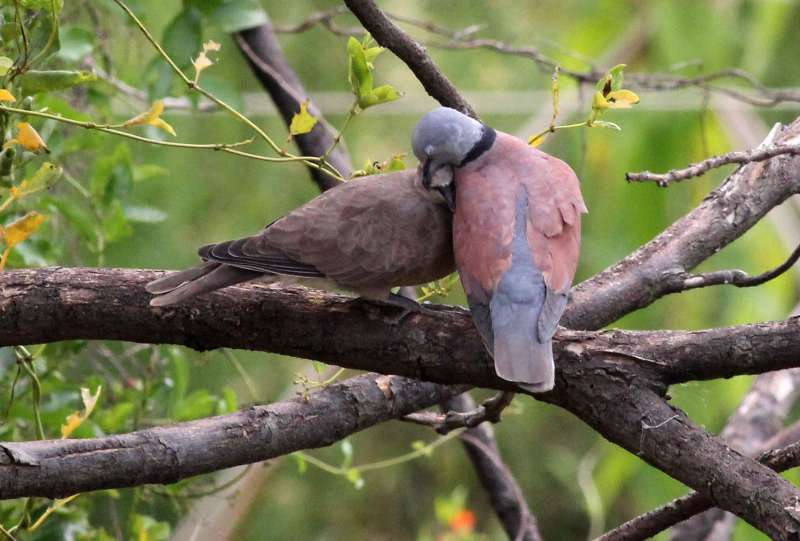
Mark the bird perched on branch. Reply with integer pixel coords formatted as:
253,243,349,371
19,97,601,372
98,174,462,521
146,169,454,310
413,107,587,392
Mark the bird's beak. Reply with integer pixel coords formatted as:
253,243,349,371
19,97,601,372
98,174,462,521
437,184,456,212
421,158,434,189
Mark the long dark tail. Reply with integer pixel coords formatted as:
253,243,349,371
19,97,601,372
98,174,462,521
146,263,263,306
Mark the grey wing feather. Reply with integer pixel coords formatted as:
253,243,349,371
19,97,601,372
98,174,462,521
199,238,325,278
145,261,220,294
149,264,261,306
486,191,555,391
537,287,568,341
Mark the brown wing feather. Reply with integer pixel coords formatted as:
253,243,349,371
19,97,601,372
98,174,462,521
264,169,454,290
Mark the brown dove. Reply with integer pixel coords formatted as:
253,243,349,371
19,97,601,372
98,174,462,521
146,169,454,308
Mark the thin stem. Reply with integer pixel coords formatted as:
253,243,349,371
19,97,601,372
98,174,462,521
110,0,345,182
322,104,357,162
0,522,19,541
222,350,259,402
0,104,255,151
528,121,589,146
15,347,44,440
294,429,463,477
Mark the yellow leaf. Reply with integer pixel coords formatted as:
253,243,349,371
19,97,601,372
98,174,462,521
2,211,45,248
80,385,101,418
528,132,548,147
3,122,49,153
60,412,83,439
122,100,176,137
60,385,101,438
192,40,221,83
0,89,15,102
606,89,640,108
203,39,221,52
0,211,46,270
289,101,318,136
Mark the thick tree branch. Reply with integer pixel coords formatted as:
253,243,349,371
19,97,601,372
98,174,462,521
343,0,478,118
595,440,800,541
7,268,800,536
0,373,463,499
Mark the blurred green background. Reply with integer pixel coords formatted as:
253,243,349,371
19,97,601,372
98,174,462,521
3,0,800,540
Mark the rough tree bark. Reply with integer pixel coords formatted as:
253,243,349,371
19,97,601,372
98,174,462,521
2,2,800,538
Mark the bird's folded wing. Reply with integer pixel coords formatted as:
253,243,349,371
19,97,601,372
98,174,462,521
519,150,587,293
262,170,453,289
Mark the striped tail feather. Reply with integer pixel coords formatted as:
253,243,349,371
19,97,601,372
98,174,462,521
148,264,263,306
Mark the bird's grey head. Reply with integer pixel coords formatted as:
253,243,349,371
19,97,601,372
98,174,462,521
412,107,495,211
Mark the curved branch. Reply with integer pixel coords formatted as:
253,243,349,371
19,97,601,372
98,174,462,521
5,269,800,535
667,240,800,292
343,0,478,119
565,117,800,330
595,441,800,541
0,373,463,499
626,142,800,186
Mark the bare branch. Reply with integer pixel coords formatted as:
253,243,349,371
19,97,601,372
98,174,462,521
565,117,800,330
343,0,478,118
626,142,800,186
595,440,800,541
665,241,800,292
403,391,515,434
0,373,463,499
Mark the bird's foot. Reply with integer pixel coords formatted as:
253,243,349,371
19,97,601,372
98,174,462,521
350,293,436,324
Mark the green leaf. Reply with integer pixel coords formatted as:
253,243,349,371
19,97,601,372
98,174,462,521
312,361,327,374
25,162,62,192
347,36,374,105
133,164,169,182
411,440,433,457
386,154,406,171
58,26,95,62
362,84,402,108
19,70,97,95
220,386,237,413
45,197,98,247
212,0,269,33
174,390,217,421
101,200,132,243
91,144,133,207
162,8,202,71
0,57,13,76
131,514,170,541
289,101,318,136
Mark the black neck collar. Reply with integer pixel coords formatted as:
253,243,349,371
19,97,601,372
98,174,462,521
460,125,496,167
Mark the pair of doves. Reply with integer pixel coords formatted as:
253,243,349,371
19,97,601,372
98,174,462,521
147,107,587,392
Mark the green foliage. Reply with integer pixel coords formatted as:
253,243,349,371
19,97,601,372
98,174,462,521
347,35,402,110
0,1,798,540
